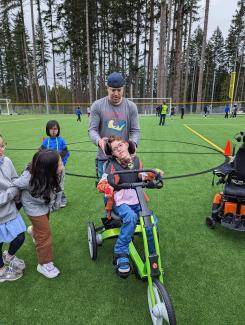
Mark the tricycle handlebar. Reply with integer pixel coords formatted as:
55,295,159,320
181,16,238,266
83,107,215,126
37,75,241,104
107,169,163,190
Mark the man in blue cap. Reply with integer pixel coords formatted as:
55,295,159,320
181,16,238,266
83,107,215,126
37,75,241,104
88,72,140,177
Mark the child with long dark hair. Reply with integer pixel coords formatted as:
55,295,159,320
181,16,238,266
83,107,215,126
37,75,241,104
40,120,69,207
13,150,63,278
0,135,26,282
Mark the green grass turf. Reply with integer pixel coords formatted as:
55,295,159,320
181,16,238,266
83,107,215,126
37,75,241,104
0,113,245,325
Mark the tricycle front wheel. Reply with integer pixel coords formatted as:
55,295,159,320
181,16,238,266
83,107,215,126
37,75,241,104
147,279,176,325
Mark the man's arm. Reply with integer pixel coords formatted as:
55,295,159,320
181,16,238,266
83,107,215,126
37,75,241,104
129,103,140,145
88,103,108,153
88,104,101,146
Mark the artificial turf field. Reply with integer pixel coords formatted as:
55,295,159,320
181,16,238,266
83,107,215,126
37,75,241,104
1,113,245,325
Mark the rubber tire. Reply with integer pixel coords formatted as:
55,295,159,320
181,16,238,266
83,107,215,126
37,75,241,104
211,203,221,222
148,279,176,325
206,216,216,229
87,222,97,260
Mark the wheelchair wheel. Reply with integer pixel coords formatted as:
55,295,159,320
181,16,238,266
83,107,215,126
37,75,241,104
87,222,97,260
147,279,176,325
206,216,216,229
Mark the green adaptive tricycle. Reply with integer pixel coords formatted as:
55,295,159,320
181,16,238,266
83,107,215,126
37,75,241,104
87,169,176,325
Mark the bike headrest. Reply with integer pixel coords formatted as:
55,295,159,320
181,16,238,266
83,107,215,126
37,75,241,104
104,140,136,156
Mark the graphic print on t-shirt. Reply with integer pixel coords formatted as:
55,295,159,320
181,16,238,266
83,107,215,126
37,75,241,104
107,119,126,132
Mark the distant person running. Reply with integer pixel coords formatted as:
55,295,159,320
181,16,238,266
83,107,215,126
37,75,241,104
13,150,64,279
75,107,82,122
203,105,208,117
159,102,168,126
155,105,161,116
40,120,70,207
0,135,26,282
230,104,237,118
224,104,230,118
180,106,185,119
170,106,175,118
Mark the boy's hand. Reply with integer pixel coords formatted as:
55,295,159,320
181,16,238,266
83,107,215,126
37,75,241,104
104,185,114,198
97,180,114,197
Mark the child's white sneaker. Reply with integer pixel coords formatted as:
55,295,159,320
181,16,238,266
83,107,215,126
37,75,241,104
37,262,60,278
2,251,25,272
60,192,67,208
60,201,67,208
27,225,35,243
0,266,23,282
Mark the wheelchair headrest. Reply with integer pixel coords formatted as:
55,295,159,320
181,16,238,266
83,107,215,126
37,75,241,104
233,147,245,181
104,139,136,156
235,131,245,143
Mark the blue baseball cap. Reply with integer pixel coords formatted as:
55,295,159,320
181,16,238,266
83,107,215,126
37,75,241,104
107,72,125,88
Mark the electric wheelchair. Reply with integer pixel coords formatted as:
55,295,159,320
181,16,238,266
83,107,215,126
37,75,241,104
206,131,245,231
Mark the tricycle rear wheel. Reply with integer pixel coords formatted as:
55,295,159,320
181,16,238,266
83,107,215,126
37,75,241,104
87,222,97,260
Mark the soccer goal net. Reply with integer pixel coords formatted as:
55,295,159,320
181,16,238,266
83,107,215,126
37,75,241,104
0,99,13,115
127,98,172,115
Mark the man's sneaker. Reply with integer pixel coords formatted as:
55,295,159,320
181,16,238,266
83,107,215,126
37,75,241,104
117,257,131,274
37,262,60,279
27,225,35,243
2,251,25,272
0,266,23,282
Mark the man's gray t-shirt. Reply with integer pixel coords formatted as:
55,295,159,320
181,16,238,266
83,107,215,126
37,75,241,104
88,96,140,159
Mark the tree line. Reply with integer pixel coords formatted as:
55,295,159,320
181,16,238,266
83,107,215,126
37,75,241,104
0,0,244,112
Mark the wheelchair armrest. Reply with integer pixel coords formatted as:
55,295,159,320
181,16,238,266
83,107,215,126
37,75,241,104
214,163,235,178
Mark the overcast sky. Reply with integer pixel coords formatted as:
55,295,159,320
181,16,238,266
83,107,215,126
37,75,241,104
200,0,239,38
23,1,240,85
